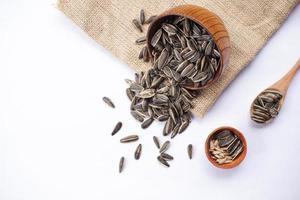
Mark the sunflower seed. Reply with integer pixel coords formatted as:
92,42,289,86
163,119,172,136
159,141,170,153
130,110,144,122
143,46,150,62
137,89,155,98
157,115,169,121
145,15,157,24
120,135,139,143
205,40,213,55
141,118,154,129
151,29,162,47
126,88,134,101
187,144,193,159
135,36,146,45
102,97,115,108
160,153,174,160
157,49,168,69
119,157,124,173
162,23,177,35
153,136,160,149
111,122,122,136
132,19,143,32
140,9,145,25
134,144,142,160
180,63,194,77
157,156,170,167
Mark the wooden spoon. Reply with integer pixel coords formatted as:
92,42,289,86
250,58,300,124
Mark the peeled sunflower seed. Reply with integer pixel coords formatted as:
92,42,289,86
137,89,156,98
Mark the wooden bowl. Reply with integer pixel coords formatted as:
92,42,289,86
205,126,247,169
146,4,230,90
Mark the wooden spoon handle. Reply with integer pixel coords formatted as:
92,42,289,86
271,58,300,94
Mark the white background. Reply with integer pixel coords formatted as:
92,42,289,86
1,1,300,200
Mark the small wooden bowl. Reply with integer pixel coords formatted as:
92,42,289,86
205,126,247,169
146,4,230,90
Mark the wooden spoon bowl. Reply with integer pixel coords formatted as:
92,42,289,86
146,4,230,90
250,58,300,124
205,126,247,169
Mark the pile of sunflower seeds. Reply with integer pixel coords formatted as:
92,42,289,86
126,72,195,138
209,130,243,165
251,89,283,124
128,11,221,137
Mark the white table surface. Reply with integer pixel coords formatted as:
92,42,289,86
1,1,300,200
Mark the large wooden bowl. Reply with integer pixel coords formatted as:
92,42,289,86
205,126,247,169
146,4,230,90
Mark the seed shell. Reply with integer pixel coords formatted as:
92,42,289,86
111,122,122,136
140,9,145,25
120,135,139,143
119,157,124,173
153,136,160,149
160,141,170,153
187,144,193,159
132,19,143,32
134,144,142,160
102,97,115,108
160,152,174,161
157,156,170,167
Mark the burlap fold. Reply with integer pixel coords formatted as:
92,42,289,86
57,0,299,117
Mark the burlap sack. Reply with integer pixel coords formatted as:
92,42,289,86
57,0,299,117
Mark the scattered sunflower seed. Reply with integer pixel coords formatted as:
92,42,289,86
111,122,122,136
102,97,115,108
153,136,160,149
120,135,139,143
159,141,170,153
119,157,124,173
187,144,193,159
160,152,174,161
157,156,170,167
140,9,145,25
134,144,142,160
132,19,143,32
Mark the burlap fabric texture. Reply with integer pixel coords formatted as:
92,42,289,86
58,0,299,117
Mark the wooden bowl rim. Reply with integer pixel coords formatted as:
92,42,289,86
205,126,247,169
146,5,230,90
